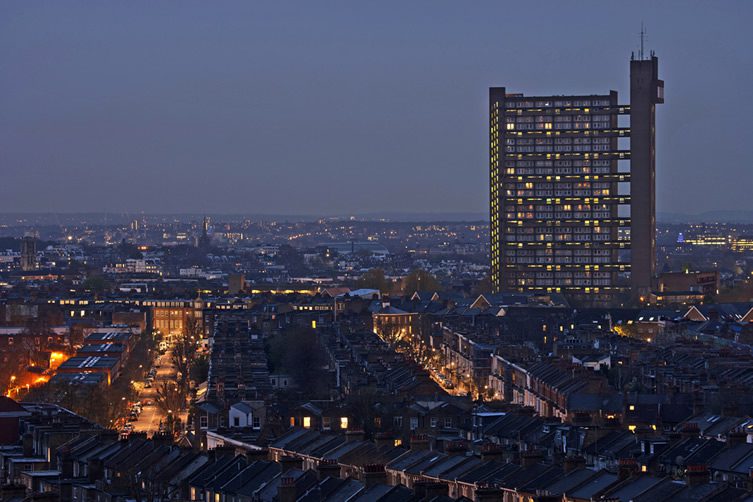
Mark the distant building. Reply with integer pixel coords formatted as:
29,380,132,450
732,235,753,253
228,273,246,294
649,290,705,306
103,258,162,275
320,241,389,256
658,270,719,296
20,235,37,272
198,216,211,249
489,55,664,304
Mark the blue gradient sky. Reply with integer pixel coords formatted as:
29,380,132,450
1,1,751,215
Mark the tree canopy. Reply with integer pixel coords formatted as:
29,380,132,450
401,269,441,294
355,268,390,292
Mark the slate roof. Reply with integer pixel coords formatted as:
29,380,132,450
229,461,281,497
539,467,600,496
566,470,618,500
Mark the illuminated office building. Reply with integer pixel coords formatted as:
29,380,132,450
489,55,663,303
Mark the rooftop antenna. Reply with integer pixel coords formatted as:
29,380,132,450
639,22,646,60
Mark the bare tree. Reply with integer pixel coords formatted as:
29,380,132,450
155,380,183,416
171,317,200,410
377,325,406,349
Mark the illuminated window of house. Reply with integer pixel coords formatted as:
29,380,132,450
340,417,348,429
394,439,402,447
289,417,295,427
303,416,311,429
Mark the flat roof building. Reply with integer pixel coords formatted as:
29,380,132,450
57,356,120,385
489,55,663,304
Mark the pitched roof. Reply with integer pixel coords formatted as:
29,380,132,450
0,396,30,416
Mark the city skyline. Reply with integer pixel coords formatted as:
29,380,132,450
2,1,752,217
3,5,753,500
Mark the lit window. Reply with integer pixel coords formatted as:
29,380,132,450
506,123,515,130
629,405,635,411
394,439,402,447
303,416,311,429
340,417,348,429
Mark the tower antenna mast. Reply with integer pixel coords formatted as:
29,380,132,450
640,22,646,60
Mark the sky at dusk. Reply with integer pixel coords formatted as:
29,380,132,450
1,1,752,217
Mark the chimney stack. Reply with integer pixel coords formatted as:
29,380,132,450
563,455,586,473
520,450,543,467
727,429,746,448
474,482,502,502
279,455,302,473
480,443,505,462
244,447,270,463
618,458,638,480
681,423,700,438
316,459,340,480
685,464,709,487
278,476,297,502
413,481,447,499
410,434,430,451
361,463,387,488
444,440,468,456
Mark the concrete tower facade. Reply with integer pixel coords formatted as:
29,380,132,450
489,56,663,304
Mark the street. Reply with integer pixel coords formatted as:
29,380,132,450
131,345,188,436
